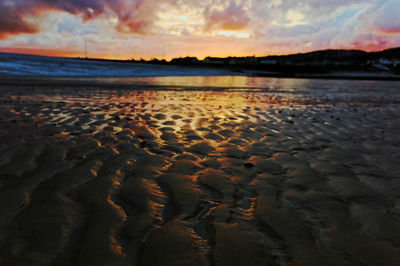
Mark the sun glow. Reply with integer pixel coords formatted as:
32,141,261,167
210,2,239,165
218,31,250,38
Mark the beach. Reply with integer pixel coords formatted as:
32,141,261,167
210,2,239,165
0,76,400,265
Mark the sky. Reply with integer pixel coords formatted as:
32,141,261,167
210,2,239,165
0,0,399,60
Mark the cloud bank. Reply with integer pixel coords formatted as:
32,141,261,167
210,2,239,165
0,0,177,38
204,1,250,32
0,0,399,58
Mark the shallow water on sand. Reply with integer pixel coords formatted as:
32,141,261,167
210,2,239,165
0,77,400,266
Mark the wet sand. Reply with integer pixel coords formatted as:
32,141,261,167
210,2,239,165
0,78,400,266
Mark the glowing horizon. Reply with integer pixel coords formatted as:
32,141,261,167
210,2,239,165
0,0,399,60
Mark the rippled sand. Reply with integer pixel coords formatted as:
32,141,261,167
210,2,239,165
1,79,400,266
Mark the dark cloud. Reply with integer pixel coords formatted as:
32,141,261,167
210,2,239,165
0,1,38,39
0,12,38,39
0,0,175,39
38,0,106,18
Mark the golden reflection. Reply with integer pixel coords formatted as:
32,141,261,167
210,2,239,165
87,76,311,110
98,75,312,91
107,197,127,218
90,168,99,177
143,179,165,198
110,236,123,255
130,76,256,88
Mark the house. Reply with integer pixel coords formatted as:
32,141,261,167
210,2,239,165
367,58,399,71
260,59,278,65
203,57,226,64
170,57,199,64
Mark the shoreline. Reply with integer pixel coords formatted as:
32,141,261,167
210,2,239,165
1,51,400,82
243,70,400,81
1,70,400,88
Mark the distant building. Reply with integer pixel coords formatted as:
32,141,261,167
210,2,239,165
227,57,243,65
230,56,258,65
170,57,199,64
246,56,258,64
379,58,393,65
367,58,399,71
203,57,226,64
260,59,278,65
227,57,246,65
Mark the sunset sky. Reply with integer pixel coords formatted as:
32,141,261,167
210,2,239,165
0,0,399,60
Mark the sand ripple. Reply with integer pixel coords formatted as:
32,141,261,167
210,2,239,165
0,85,400,265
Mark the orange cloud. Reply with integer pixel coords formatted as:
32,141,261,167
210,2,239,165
0,0,177,39
350,35,390,52
0,8,38,40
204,1,250,32
379,27,400,34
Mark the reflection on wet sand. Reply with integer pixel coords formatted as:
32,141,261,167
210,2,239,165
0,80,400,266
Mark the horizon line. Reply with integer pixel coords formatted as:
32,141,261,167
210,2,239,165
0,46,399,62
